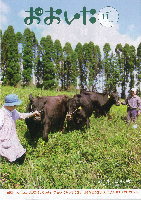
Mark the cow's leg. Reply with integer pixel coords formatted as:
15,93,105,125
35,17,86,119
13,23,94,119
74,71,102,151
60,122,64,132
43,123,50,142
60,117,66,132
86,117,90,128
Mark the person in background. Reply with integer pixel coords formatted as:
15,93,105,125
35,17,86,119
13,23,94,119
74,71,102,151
0,94,40,164
121,88,141,127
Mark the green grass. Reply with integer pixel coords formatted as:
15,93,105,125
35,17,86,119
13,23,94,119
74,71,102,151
0,86,141,189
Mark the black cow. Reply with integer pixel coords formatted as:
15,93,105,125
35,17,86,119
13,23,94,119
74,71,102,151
66,93,93,129
25,94,70,142
83,91,119,117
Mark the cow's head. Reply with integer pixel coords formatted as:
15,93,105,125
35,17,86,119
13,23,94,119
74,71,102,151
28,93,47,121
110,92,119,105
66,95,82,121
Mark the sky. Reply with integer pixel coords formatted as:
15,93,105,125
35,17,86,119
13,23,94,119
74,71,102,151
1,0,141,56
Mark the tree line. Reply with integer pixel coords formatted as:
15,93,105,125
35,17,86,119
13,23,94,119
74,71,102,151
1,25,141,98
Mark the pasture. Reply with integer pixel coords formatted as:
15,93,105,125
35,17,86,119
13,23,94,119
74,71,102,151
0,86,141,189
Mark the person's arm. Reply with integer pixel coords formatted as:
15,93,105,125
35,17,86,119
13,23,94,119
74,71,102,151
18,111,40,120
137,97,141,115
121,98,128,105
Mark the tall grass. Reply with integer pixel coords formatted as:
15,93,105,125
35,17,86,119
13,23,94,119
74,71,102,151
0,86,141,189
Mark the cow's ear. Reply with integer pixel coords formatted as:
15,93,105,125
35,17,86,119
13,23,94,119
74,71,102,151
43,97,48,104
65,95,70,102
66,98,71,107
76,94,82,98
29,93,33,101
110,93,114,97
75,95,81,104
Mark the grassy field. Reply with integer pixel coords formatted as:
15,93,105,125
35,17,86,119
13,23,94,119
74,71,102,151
0,86,141,189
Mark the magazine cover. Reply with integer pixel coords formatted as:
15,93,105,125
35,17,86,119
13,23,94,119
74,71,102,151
0,0,141,199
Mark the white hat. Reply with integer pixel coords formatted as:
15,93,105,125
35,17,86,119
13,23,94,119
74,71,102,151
131,88,136,92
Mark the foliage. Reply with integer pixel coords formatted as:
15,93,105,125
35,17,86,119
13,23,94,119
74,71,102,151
103,43,112,93
22,28,36,85
16,32,23,43
63,42,74,90
82,43,90,87
40,35,56,90
75,42,84,85
1,86,141,189
119,43,136,98
54,39,64,88
88,42,102,91
1,26,141,93
115,43,124,94
71,51,78,86
108,52,121,92
136,43,141,95
1,26,21,86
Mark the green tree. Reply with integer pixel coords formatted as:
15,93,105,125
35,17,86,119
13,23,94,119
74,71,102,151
115,43,124,96
35,44,43,87
121,43,135,98
94,45,102,90
16,32,23,44
0,29,2,81
137,43,141,95
54,39,64,89
87,41,95,90
88,42,102,91
40,35,56,89
32,37,40,86
71,51,78,86
75,42,84,88
103,43,111,93
63,42,73,90
82,43,90,89
1,25,20,86
128,45,136,90
16,31,23,82
108,53,120,92
0,29,2,40
22,28,35,85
